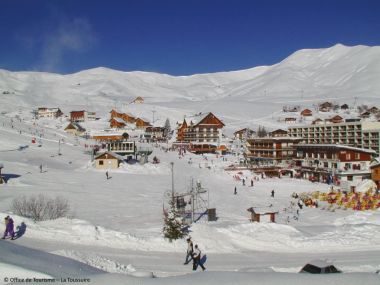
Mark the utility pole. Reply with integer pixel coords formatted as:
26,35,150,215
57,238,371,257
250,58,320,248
191,178,195,222
58,139,62,155
152,110,156,124
170,162,174,203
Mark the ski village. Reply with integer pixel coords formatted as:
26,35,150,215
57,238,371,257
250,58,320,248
1,44,380,285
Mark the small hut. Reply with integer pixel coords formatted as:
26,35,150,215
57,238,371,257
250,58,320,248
301,109,313,117
94,152,125,169
247,207,278,223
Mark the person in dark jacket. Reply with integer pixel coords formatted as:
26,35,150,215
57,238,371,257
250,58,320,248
2,216,15,240
192,244,206,271
184,237,194,265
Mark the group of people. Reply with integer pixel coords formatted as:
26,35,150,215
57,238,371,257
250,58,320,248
2,215,15,240
184,237,206,271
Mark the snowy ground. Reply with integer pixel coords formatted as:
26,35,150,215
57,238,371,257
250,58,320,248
0,113,380,284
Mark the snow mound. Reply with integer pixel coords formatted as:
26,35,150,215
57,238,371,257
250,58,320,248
53,250,135,274
356,179,378,193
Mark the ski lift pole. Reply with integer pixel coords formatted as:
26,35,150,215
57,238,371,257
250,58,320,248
170,162,174,204
191,178,195,222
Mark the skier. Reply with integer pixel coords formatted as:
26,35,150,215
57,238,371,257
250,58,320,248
192,244,206,271
234,186,237,195
2,216,15,240
184,237,194,265
298,199,303,209
271,189,275,198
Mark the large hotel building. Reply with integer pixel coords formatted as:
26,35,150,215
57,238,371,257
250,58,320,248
288,121,380,155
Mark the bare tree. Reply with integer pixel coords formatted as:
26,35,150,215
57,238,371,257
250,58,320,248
11,194,70,221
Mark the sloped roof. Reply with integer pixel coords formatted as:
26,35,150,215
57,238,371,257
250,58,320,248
94,151,125,161
234,128,255,135
297,144,377,154
185,112,225,128
370,157,380,168
247,206,279,214
330,115,344,120
135,117,149,122
110,117,126,124
217,145,228,151
64,122,85,132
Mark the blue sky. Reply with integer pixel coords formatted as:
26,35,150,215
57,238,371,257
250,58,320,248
1,0,379,75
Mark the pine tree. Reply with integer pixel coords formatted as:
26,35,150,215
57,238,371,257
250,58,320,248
163,118,171,138
163,197,186,242
257,125,267,137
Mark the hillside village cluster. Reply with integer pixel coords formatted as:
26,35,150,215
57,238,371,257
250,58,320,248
4,98,380,215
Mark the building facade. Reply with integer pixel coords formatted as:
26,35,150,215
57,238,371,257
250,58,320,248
294,144,375,189
233,128,255,141
94,152,124,169
37,108,63,118
370,159,380,189
176,112,225,144
288,121,380,155
64,122,86,136
245,137,303,165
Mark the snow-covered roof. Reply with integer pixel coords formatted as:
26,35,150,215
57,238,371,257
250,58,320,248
184,112,210,126
136,117,150,122
247,206,279,214
370,157,380,168
297,144,377,154
94,151,125,161
111,117,126,123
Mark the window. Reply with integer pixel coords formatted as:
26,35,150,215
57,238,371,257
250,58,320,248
347,175,353,181
346,153,351,160
355,153,360,160
99,160,104,165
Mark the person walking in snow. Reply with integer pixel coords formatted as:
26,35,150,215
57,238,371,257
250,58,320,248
184,237,194,265
39,164,43,173
251,179,254,187
2,216,15,240
271,189,275,198
242,178,245,186
192,244,206,271
106,171,109,180
234,186,237,195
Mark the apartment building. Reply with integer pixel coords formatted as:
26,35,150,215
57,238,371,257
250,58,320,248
246,137,303,165
295,144,376,190
288,121,380,155
176,112,225,144
36,107,63,118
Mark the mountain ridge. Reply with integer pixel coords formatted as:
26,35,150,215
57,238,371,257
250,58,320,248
0,44,379,131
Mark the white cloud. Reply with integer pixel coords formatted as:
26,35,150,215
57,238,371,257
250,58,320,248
39,17,97,72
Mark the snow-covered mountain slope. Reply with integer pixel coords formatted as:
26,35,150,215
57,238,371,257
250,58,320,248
0,44,379,131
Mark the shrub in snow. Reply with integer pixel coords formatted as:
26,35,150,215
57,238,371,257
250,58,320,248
11,194,70,221
163,198,186,242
